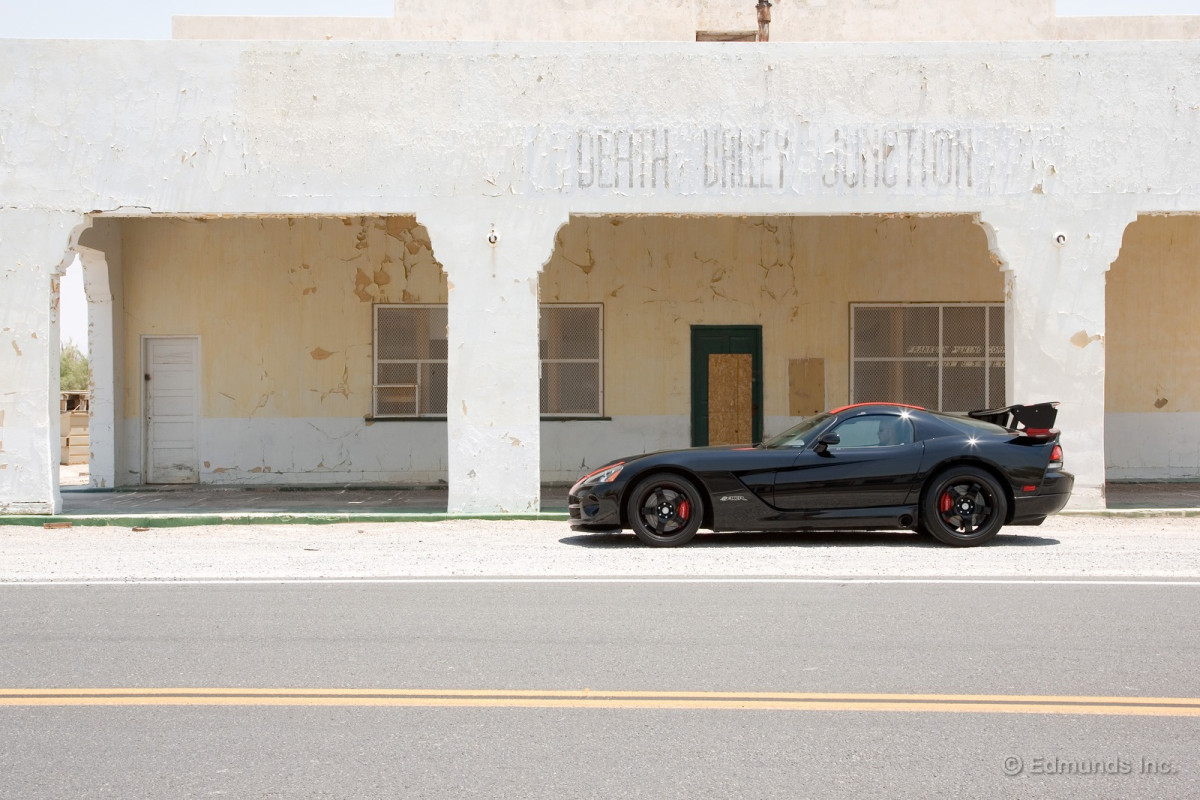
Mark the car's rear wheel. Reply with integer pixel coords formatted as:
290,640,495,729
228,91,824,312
625,473,704,547
919,467,1008,547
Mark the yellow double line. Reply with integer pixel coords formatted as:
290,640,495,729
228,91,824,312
2,689,1199,716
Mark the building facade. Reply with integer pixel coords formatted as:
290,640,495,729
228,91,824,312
2,1,1200,515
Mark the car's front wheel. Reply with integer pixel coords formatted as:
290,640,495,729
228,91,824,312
625,473,704,547
919,467,1008,547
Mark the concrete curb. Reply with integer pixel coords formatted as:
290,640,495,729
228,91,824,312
1061,509,1200,518
3,509,1198,529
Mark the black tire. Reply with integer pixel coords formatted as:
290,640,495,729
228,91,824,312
625,473,704,547
919,466,1008,547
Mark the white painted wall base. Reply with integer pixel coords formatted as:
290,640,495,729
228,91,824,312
540,415,809,483
1106,412,1200,480
540,416,689,483
119,417,449,486
117,414,797,486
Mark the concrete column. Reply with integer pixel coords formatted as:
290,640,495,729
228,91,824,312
0,209,87,514
979,201,1136,509
75,246,115,490
418,201,568,513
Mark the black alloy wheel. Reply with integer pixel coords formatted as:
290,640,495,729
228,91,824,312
625,473,704,547
919,466,1008,547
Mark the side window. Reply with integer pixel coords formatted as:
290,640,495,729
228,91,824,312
539,304,603,417
850,303,1005,412
830,415,914,448
374,304,448,418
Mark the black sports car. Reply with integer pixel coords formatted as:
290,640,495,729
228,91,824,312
568,402,1073,547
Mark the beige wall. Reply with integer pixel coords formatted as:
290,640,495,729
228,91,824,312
120,216,445,422
113,212,1200,481
1107,215,1200,414
122,213,1002,424
541,214,1004,418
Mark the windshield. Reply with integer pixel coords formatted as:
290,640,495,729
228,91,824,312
760,413,832,449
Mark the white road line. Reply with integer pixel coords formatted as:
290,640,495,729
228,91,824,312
3,577,1200,586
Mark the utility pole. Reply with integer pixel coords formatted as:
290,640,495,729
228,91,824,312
757,0,772,42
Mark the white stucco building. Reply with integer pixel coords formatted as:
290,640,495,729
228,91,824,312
3,0,1200,515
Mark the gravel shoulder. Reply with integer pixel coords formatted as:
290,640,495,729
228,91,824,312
3,516,1200,581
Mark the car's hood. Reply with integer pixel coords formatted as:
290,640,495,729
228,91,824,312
600,443,758,470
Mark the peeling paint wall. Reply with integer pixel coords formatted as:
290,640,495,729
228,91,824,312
2,39,1200,511
1106,215,1200,478
118,216,448,484
539,214,1003,478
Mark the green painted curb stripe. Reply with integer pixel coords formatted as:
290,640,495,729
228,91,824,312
0,513,571,528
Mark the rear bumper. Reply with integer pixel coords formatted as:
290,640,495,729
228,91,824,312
1011,470,1074,523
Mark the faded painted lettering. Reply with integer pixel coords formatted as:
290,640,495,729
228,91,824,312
576,129,670,190
528,122,1052,197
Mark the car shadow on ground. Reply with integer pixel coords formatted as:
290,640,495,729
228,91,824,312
559,530,1061,549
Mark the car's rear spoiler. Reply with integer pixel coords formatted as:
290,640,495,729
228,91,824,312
968,402,1059,440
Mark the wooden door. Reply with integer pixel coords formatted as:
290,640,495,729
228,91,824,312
144,336,200,484
690,326,762,447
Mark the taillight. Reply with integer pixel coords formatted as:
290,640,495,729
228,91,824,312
1049,444,1063,470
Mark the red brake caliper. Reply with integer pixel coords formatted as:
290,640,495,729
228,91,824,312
939,493,953,514
678,500,690,520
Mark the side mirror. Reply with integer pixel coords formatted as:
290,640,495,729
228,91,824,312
815,431,840,454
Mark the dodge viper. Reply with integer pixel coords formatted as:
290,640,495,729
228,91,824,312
568,402,1073,547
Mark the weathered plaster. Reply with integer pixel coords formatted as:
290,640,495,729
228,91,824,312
119,217,445,424
544,214,1002,418
172,1,1200,43
4,41,1200,214
979,201,1137,508
3,39,1200,512
0,210,87,513
197,418,447,485
419,201,568,513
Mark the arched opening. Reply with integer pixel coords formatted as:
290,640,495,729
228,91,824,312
57,255,91,488
538,213,1004,487
48,215,455,515
1106,214,1200,487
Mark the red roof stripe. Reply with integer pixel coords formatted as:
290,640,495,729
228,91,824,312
830,402,926,413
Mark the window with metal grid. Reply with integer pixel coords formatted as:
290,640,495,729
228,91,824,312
850,303,1005,412
539,304,603,417
374,305,448,418
373,304,603,418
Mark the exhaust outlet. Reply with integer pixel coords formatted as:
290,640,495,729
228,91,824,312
898,514,915,528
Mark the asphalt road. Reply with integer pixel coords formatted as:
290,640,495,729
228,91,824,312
2,579,1198,799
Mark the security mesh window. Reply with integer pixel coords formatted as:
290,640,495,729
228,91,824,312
851,304,1005,412
374,305,448,417
540,304,602,416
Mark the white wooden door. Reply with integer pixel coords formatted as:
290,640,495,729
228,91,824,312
144,337,200,484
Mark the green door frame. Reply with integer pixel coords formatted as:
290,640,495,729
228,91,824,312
690,325,764,447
